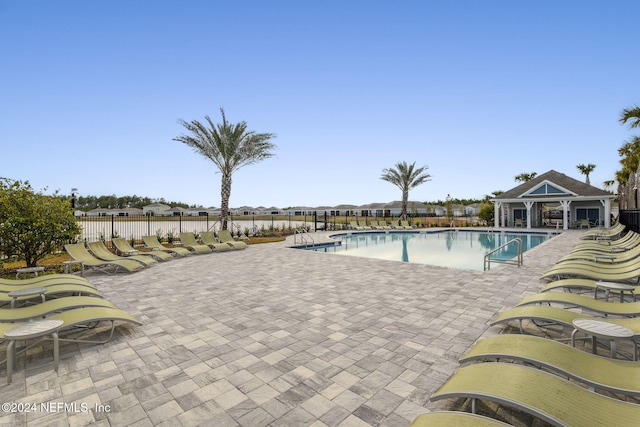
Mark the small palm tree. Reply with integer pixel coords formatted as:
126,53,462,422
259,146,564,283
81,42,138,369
514,172,537,183
380,161,431,221
576,163,596,185
621,105,640,128
174,108,276,230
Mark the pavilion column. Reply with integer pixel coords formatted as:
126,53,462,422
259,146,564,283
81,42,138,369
601,199,611,228
524,201,534,229
494,202,501,228
560,200,571,230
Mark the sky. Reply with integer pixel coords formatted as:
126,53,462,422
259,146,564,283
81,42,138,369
1,1,638,209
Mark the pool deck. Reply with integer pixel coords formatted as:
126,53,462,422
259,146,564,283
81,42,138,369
1,229,588,426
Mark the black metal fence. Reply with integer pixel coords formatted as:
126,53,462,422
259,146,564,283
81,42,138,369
76,212,482,244
619,210,640,234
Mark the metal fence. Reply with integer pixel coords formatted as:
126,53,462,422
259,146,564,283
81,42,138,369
76,214,314,243
619,210,640,234
76,213,482,244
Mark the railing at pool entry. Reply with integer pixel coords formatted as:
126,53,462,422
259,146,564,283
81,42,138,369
483,238,523,271
294,228,314,247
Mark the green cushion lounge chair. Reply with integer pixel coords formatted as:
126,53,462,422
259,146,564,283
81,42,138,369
515,291,640,316
558,244,640,264
491,304,640,336
200,231,232,252
178,233,213,254
87,241,157,267
400,220,414,230
349,221,364,231
65,243,145,273
431,363,640,427
0,274,96,290
409,412,511,427
541,278,640,301
217,230,248,249
540,262,640,283
0,306,140,345
112,237,173,261
581,222,625,240
0,306,142,383
461,334,640,396
142,235,192,256
570,230,639,253
0,295,115,322
0,283,103,308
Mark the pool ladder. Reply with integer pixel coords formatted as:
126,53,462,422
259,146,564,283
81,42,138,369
483,238,522,271
294,228,314,247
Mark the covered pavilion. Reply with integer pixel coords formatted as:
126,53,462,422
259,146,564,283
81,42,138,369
492,170,615,230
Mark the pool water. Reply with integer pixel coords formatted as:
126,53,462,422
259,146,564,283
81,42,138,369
307,230,554,271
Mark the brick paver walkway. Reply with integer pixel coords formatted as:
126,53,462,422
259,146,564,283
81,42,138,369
0,229,583,426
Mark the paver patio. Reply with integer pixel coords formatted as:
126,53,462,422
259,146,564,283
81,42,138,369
0,229,585,426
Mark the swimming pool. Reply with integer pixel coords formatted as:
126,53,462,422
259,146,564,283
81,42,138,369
302,230,556,271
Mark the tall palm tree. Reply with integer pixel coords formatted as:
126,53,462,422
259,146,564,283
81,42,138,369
514,172,537,183
174,108,276,230
621,105,640,128
380,161,431,221
576,163,596,185
616,136,640,209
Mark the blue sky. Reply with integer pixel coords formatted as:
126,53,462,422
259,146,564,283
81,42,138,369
1,1,638,208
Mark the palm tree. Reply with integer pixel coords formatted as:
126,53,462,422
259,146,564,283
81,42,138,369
514,172,537,183
174,108,276,230
616,136,640,209
380,161,431,221
576,163,596,185
620,105,640,128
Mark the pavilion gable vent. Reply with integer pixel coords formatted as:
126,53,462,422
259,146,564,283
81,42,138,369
522,180,576,197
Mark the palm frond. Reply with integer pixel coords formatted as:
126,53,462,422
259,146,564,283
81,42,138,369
620,106,640,128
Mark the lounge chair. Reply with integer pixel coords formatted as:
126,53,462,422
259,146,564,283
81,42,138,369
199,231,232,252
0,295,116,322
400,220,414,230
0,306,141,383
112,237,173,261
142,235,192,256
514,218,524,227
409,412,511,427
460,334,640,396
515,291,640,316
542,278,640,300
377,221,392,230
570,230,639,252
217,230,248,249
178,233,213,254
87,241,157,267
540,261,640,283
0,274,96,290
64,243,145,273
370,220,391,230
430,362,640,427
0,283,103,308
349,221,364,231
491,304,640,336
581,222,624,240
558,244,640,264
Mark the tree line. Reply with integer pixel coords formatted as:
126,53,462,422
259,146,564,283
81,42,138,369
67,194,194,211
